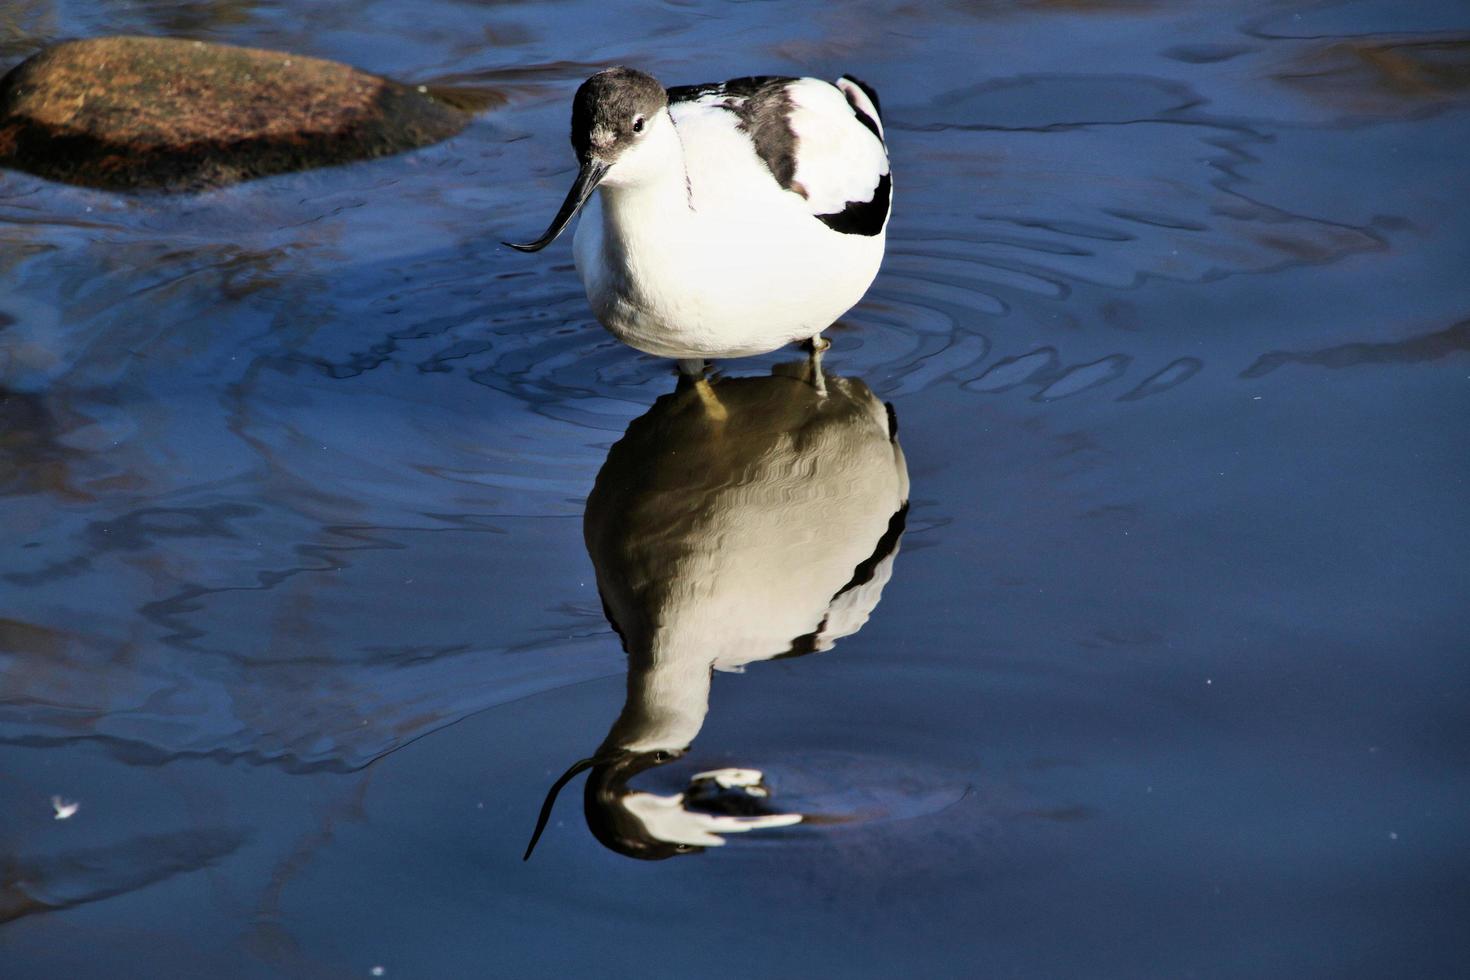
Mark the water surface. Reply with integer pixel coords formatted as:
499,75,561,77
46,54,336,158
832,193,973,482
1,1,1468,976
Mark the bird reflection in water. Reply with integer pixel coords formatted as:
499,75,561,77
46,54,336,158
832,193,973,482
526,364,909,860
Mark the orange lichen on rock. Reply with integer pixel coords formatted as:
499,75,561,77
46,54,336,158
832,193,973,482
0,35,474,189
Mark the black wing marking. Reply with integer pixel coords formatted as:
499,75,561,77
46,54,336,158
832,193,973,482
669,74,890,236
667,76,803,194
839,74,884,143
773,502,909,661
815,171,890,236
814,75,889,236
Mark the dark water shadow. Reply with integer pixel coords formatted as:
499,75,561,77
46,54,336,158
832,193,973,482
1,827,247,924
1242,317,1470,377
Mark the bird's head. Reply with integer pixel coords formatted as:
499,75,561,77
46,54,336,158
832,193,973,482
522,749,803,862
505,67,669,253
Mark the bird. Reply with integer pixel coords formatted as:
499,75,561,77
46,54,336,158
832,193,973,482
523,365,909,860
504,67,891,394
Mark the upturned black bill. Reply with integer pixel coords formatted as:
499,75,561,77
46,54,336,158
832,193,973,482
503,158,611,253
523,755,599,860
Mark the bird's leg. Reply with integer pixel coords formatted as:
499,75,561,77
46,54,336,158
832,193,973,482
695,378,728,421
806,335,831,396
677,358,727,421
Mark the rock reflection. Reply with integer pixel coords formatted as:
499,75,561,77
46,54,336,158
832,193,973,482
528,366,909,860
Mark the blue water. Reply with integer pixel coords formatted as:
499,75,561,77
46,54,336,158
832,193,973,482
2,1,1468,976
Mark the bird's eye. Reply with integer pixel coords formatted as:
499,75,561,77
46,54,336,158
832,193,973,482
632,116,645,134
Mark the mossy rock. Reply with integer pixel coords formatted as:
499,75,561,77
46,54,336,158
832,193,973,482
0,35,475,190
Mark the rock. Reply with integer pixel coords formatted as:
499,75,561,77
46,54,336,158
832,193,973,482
0,35,475,190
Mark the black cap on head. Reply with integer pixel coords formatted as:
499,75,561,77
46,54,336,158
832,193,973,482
503,67,667,254
571,67,668,162
583,750,701,861
522,747,692,861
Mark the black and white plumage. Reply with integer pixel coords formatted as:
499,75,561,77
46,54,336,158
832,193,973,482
665,75,890,236
506,67,891,372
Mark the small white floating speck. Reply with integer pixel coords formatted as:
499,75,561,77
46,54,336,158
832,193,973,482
1388,832,1398,841
371,967,386,977
51,796,79,820
417,85,428,94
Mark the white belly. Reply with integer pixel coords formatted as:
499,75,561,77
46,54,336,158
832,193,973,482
573,184,885,360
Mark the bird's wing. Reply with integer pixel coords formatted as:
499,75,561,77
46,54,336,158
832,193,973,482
667,75,890,236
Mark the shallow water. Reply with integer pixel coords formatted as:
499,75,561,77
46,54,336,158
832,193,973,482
1,0,1468,976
